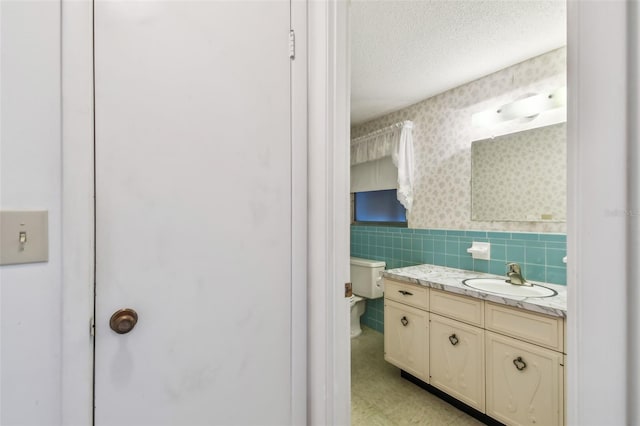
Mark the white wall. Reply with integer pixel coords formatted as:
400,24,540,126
0,1,62,425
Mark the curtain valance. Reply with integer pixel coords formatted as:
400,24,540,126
350,121,415,211
351,121,413,165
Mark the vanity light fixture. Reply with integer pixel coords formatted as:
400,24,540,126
472,87,567,128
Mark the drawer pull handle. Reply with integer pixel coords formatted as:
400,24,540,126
448,334,459,346
513,356,527,371
400,316,409,326
398,290,413,296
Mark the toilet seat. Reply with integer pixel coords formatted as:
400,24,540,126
349,295,364,307
350,295,366,338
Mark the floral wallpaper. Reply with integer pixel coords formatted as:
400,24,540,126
351,47,567,233
471,123,566,222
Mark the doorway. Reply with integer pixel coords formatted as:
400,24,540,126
348,2,567,424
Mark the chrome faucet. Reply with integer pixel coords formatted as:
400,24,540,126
507,263,530,286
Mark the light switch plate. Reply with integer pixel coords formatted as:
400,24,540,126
0,211,49,265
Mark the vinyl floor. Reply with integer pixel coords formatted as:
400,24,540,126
351,326,485,426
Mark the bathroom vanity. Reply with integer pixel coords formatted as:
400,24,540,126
382,264,567,426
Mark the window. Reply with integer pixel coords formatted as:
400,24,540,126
353,189,407,225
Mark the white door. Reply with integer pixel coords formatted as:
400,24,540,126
93,2,299,424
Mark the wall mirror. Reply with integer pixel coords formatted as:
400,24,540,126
471,122,566,222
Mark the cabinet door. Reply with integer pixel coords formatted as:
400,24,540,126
384,299,429,382
430,313,485,412
486,331,563,426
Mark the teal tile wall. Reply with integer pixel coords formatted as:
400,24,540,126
352,226,567,333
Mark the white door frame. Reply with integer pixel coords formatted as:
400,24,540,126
61,1,95,424
307,0,351,424
628,3,640,423
61,0,637,425
566,1,635,424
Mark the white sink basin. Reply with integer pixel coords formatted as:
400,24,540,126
462,278,557,298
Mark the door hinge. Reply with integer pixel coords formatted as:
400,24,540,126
345,282,352,298
289,30,295,60
89,317,95,337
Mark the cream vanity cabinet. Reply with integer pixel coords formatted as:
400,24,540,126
384,279,429,382
429,290,485,412
485,302,564,426
383,277,566,426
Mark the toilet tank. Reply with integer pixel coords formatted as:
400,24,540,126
350,257,386,299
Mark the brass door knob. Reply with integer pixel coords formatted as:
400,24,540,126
109,308,138,334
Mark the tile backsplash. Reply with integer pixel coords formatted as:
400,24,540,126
351,225,566,333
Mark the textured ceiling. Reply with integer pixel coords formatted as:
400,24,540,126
350,0,567,125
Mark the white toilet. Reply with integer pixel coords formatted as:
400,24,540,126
350,257,386,338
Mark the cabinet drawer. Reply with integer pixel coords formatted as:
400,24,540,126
384,279,429,310
486,302,564,351
430,289,484,327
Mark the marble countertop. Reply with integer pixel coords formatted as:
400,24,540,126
382,264,567,318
